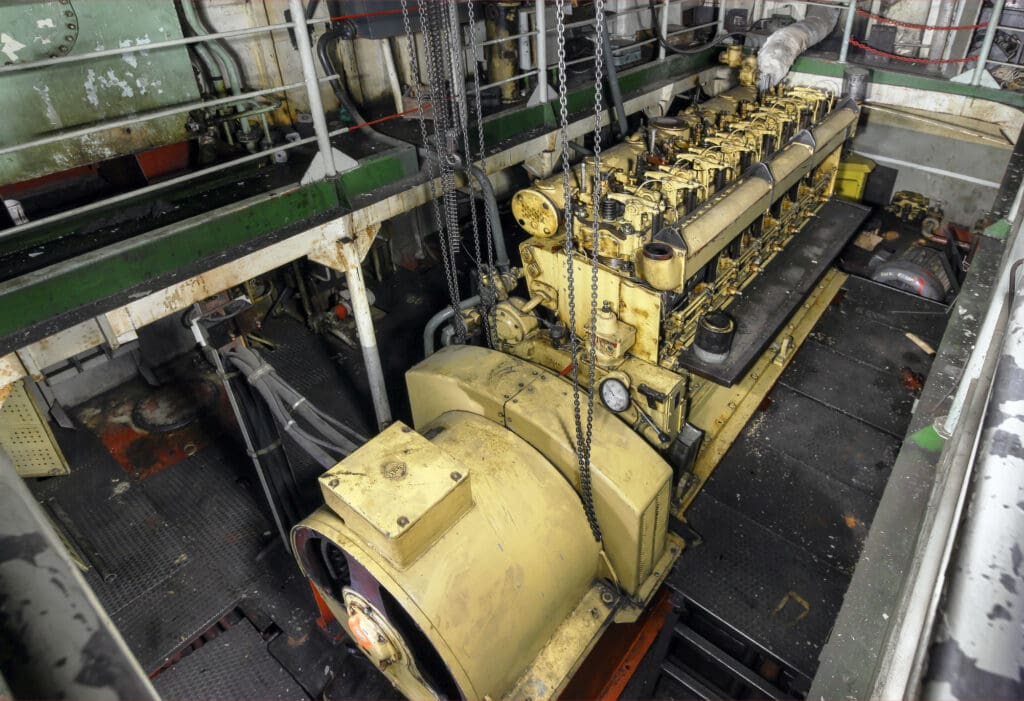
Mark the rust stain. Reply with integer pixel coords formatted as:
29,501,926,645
75,378,228,480
844,514,859,529
901,367,925,395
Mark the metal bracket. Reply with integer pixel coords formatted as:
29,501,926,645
654,226,688,253
301,147,359,185
745,162,775,186
835,96,860,114
791,129,816,151
527,83,557,107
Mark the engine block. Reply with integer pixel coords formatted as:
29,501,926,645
493,83,858,455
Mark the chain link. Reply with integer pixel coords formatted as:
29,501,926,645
402,0,466,341
585,0,608,542
465,0,498,349
555,0,603,543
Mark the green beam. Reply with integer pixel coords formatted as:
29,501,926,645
0,180,340,343
792,56,1024,109
336,150,415,207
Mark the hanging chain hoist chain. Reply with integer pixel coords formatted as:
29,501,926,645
464,0,498,348
585,0,608,538
554,0,603,543
401,0,466,341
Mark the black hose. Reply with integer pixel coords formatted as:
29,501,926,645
462,164,510,272
315,26,408,149
648,0,744,55
599,14,629,139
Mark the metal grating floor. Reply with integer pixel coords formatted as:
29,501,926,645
28,315,374,699
153,619,306,701
666,274,949,685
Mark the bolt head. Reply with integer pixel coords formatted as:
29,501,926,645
397,516,409,527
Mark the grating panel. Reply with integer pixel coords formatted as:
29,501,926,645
677,492,852,678
153,620,306,700
668,273,947,682
0,380,69,477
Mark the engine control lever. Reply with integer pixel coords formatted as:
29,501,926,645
632,400,671,444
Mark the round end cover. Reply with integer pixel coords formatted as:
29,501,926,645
512,189,560,237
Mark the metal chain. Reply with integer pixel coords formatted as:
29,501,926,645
422,0,461,263
403,0,466,341
465,0,497,348
555,0,602,543
584,0,608,538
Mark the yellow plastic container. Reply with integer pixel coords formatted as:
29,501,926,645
836,154,876,201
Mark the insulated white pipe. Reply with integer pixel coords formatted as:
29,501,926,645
658,0,670,60
382,39,405,115
761,5,843,86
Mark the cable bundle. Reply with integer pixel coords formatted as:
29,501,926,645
223,346,365,472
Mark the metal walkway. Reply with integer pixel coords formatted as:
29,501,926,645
630,274,949,700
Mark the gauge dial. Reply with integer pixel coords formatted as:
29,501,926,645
599,377,631,413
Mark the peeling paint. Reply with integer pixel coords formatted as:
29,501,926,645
33,84,61,129
83,68,136,107
119,40,138,68
0,32,25,63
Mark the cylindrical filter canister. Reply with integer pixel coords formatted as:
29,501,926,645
842,65,870,103
694,311,736,364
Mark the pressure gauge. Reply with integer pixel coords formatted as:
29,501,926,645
599,377,631,413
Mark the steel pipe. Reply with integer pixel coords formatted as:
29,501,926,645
462,165,511,272
341,238,392,430
180,0,246,100
476,69,539,92
289,0,336,177
382,39,405,115
839,0,858,64
761,0,855,7
658,0,671,60
972,0,1006,85
0,82,305,158
599,16,630,138
424,296,483,356
0,20,327,75
536,0,548,102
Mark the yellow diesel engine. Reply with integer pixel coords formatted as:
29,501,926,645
292,81,865,701
494,83,861,503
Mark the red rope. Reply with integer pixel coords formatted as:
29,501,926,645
849,38,978,64
855,7,988,31
328,8,416,22
347,105,427,131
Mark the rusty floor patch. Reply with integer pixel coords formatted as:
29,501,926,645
75,377,227,480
